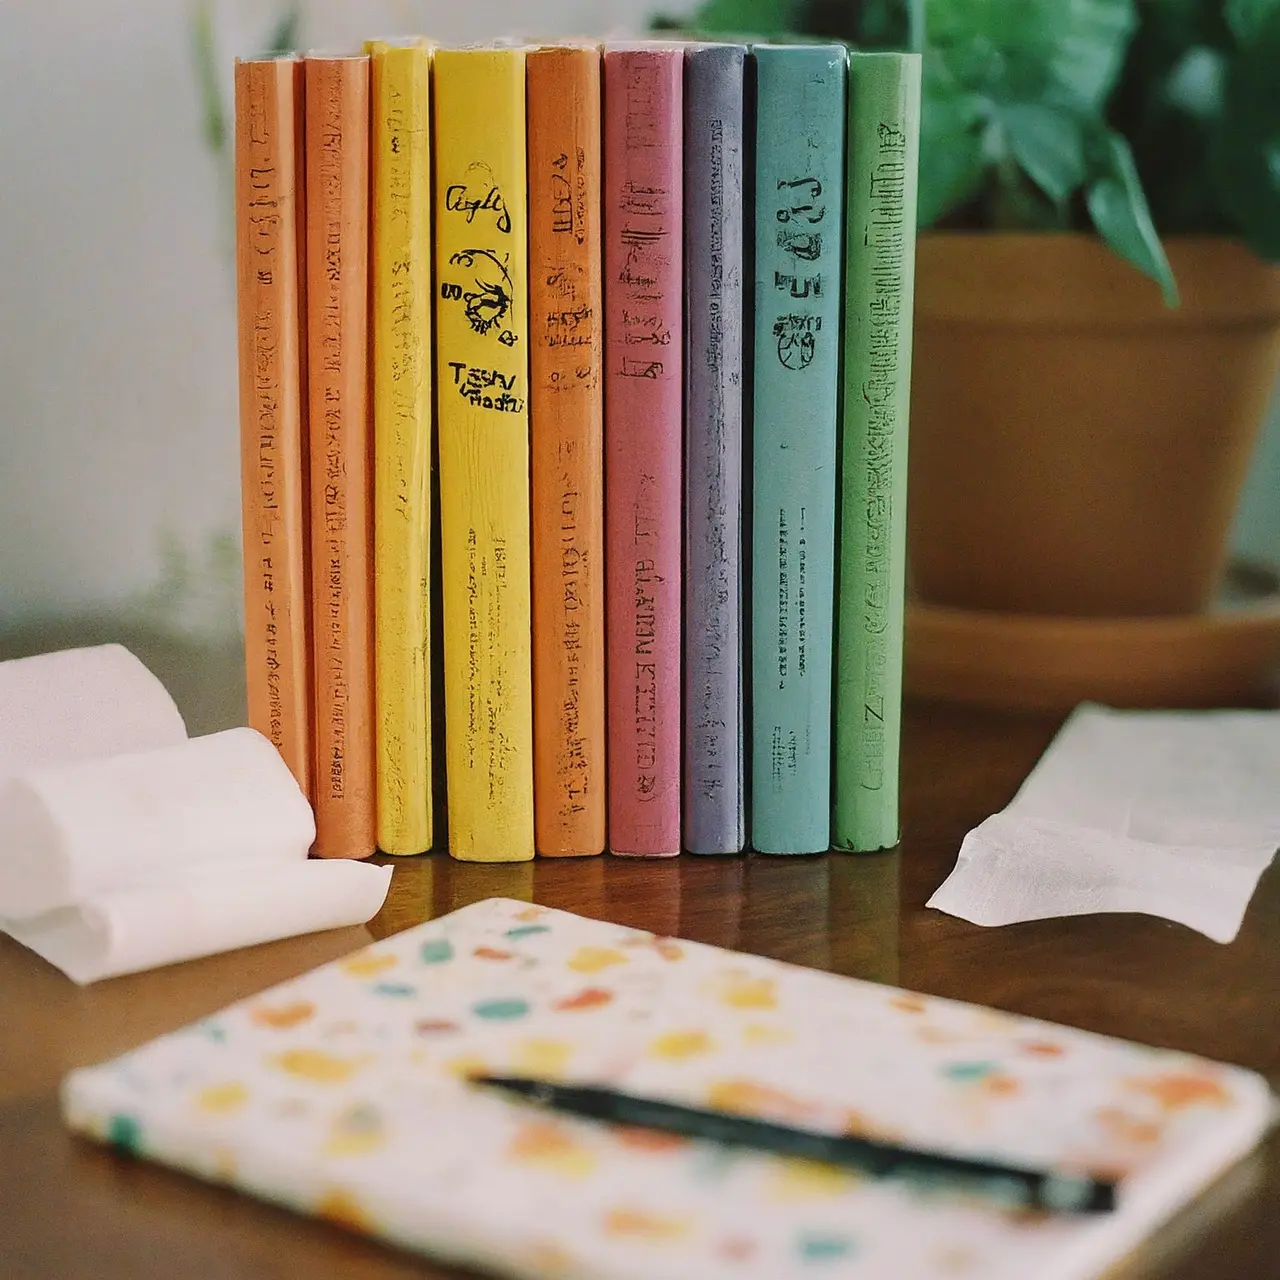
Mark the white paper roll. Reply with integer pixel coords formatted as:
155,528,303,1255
0,644,187,778
0,727,314,919
6,860,393,983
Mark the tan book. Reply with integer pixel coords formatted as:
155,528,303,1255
304,53,376,858
234,56,313,801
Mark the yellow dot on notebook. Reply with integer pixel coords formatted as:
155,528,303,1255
194,1082,250,1115
316,1185,377,1234
602,1208,691,1241
566,946,629,974
443,1054,490,1079
340,952,400,979
270,1049,369,1085
527,1241,577,1278
719,975,778,1010
511,1038,573,1076
768,1158,861,1202
742,1023,792,1047
650,1030,715,1061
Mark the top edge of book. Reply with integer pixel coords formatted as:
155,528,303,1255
364,36,436,51
602,39,690,53
680,40,749,53
752,41,850,55
848,49,923,65
301,49,371,61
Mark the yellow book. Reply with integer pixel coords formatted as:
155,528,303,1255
433,46,535,862
369,39,434,855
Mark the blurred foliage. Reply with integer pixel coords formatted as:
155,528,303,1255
661,0,1280,304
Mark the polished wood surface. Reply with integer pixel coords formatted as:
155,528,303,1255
2,702,1277,1279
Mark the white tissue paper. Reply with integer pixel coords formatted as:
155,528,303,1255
928,704,1280,944
0,645,392,981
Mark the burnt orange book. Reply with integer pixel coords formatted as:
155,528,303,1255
234,56,312,800
305,54,376,859
527,44,606,857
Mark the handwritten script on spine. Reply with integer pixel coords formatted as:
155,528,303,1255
243,72,289,750
617,57,677,808
858,119,909,794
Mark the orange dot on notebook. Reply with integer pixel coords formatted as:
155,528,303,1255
251,1002,316,1030
552,987,613,1012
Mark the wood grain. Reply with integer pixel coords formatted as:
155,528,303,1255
2,701,1277,1279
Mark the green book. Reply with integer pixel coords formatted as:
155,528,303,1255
749,44,847,855
833,51,921,852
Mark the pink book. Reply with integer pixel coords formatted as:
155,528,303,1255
603,44,683,856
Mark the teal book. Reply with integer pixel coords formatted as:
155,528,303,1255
749,44,847,855
833,51,921,853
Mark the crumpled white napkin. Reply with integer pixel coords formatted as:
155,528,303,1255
928,703,1280,944
0,645,391,981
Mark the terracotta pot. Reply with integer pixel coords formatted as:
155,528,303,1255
909,233,1280,617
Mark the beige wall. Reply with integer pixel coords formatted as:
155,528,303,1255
0,0,691,723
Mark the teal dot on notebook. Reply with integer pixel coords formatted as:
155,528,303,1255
944,1061,996,1082
504,925,551,940
797,1233,855,1263
106,1113,143,1154
199,1021,227,1043
373,982,418,998
419,939,455,965
472,998,530,1021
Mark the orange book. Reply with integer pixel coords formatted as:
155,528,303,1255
234,57,312,800
527,44,606,856
305,54,376,858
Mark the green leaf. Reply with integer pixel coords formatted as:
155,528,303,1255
1225,0,1280,43
1000,102,1086,203
917,49,988,225
927,0,1136,109
190,0,226,156
1085,130,1179,305
1210,6,1280,258
677,0,801,34
261,6,301,59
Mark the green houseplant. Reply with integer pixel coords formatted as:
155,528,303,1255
661,0,1280,621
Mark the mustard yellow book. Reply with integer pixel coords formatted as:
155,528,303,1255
433,46,534,862
369,39,434,856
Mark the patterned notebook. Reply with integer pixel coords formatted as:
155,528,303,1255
62,898,1272,1280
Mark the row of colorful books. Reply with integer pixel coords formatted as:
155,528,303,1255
234,37,920,863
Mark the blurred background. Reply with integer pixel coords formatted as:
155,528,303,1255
0,0,697,730
1,0,1278,727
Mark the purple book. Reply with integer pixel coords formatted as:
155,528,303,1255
683,43,746,854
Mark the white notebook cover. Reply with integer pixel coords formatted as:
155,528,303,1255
62,898,1273,1279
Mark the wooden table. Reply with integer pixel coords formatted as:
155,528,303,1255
2,702,1277,1279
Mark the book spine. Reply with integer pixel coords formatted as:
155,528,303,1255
433,48,535,863
370,40,434,856
603,49,684,858
527,45,607,857
833,52,921,852
305,55,376,858
683,44,746,855
235,58,313,803
750,45,846,855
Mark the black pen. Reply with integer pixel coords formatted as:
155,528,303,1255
470,1074,1116,1214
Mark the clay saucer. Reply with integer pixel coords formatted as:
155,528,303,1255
906,569,1280,712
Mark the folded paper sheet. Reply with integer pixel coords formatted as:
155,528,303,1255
0,646,391,981
929,704,1280,943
